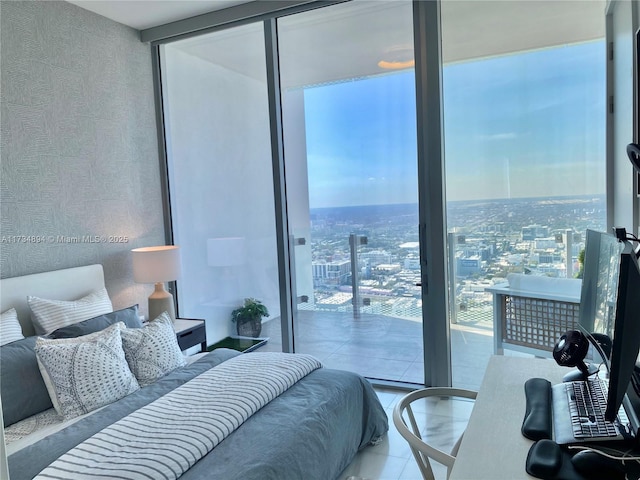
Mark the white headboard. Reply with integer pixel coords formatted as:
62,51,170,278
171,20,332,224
0,264,106,337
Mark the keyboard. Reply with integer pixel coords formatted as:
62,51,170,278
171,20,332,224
566,378,620,439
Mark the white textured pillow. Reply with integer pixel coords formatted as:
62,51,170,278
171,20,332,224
28,287,113,335
120,312,187,386
0,308,24,346
35,322,139,420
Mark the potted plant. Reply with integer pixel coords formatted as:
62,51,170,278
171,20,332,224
231,298,269,338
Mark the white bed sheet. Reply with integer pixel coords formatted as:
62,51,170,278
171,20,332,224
6,409,83,456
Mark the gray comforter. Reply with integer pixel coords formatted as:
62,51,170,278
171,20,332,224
9,349,389,480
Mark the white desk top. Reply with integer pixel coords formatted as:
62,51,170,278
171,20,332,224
450,356,566,480
485,284,580,303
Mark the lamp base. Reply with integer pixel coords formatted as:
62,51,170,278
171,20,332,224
148,282,176,322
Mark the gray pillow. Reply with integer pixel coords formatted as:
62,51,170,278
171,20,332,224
49,305,142,339
0,336,53,427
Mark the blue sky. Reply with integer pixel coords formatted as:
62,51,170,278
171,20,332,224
303,41,606,208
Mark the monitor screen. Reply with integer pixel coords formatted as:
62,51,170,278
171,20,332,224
579,229,624,338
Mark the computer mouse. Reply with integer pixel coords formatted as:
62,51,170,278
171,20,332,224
570,449,626,480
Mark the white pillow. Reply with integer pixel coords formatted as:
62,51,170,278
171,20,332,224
28,287,113,335
35,322,139,420
120,312,187,387
0,308,24,346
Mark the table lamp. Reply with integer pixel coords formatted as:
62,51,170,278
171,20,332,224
132,245,181,322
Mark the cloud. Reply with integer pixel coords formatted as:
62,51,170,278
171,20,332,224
476,132,518,141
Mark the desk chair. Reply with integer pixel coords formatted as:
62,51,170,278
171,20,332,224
393,388,477,480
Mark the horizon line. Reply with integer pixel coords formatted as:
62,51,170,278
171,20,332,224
309,193,606,211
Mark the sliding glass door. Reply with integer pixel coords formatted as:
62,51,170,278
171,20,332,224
157,0,608,389
269,1,426,382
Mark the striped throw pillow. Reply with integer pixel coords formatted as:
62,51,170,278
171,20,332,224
28,288,113,335
0,308,24,346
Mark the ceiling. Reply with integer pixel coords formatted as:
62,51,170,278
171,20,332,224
66,0,251,30
67,0,607,89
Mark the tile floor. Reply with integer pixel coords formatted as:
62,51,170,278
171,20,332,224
255,310,530,480
337,387,475,480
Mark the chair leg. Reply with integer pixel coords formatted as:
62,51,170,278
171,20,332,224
410,447,436,480
450,432,465,458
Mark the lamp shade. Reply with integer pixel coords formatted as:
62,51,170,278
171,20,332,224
207,237,245,267
131,246,181,284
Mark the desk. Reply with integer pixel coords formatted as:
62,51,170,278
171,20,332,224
450,356,565,480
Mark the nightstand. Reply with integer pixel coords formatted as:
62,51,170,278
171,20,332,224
174,318,207,352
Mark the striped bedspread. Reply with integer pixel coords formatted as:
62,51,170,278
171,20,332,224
35,352,322,480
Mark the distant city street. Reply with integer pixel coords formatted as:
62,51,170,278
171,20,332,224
307,195,606,329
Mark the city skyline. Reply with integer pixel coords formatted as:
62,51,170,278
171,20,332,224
303,40,606,208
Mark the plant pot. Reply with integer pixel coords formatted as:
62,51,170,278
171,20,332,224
236,316,262,338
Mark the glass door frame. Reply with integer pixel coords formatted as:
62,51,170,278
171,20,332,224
412,0,451,387
149,0,452,387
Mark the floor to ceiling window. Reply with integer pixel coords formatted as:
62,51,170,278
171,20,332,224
271,0,424,383
156,0,608,390
159,23,282,347
440,1,606,388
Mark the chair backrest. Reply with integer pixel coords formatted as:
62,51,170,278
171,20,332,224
392,387,477,480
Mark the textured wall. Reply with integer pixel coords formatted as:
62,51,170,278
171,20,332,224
0,1,165,314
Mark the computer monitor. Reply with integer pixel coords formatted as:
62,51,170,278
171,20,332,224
605,239,640,422
578,229,640,426
579,229,624,337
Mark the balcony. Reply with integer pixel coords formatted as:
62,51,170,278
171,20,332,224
251,274,582,390
255,309,497,391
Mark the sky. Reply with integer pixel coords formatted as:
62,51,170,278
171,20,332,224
303,41,606,208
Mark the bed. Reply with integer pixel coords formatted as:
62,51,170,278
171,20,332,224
1,264,388,480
